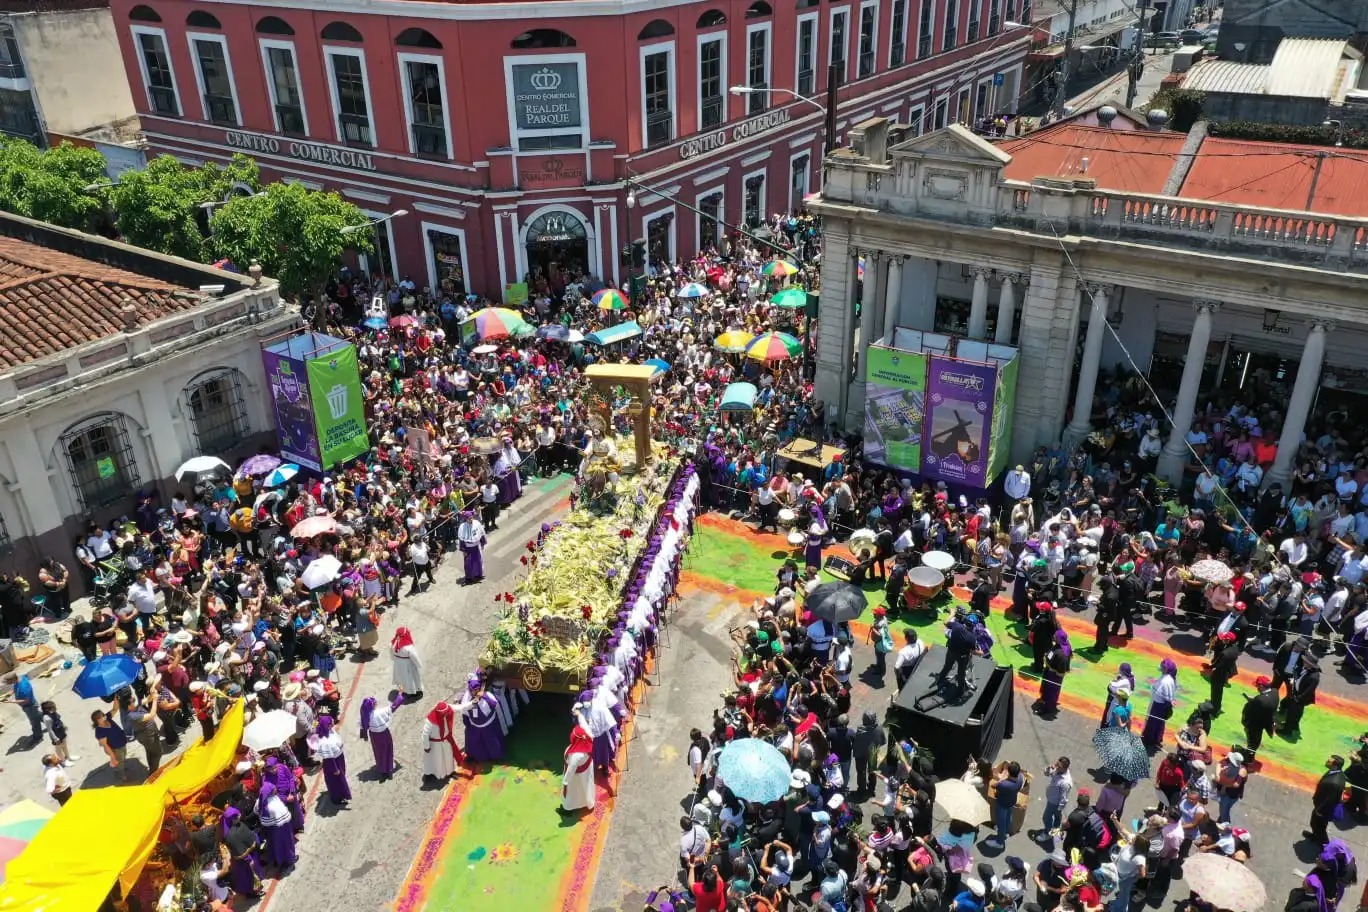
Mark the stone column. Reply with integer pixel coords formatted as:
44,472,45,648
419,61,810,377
882,255,905,343
1157,301,1218,482
1267,320,1331,487
994,273,1020,345
838,246,862,421
967,267,991,340
1063,282,1111,444
858,251,885,380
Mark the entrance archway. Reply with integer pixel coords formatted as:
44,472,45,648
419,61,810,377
522,207,591,287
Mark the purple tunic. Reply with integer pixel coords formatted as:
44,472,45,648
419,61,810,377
805,531,823,570
463,695,506,761
462,541,485,580
322,754,352,803
1039,671,1064,711
369,727,396,777
229,851,263,895
592,729,617,769
262,823,297,869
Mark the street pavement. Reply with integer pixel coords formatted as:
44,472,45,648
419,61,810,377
1066,48,1177,113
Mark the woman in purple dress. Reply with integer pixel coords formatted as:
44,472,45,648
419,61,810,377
458,676,506,762
264,755,304,834
314,714,352,805
1141,659,1179,750
1033,629,1073,716
221,807,264,898
360,694,406,780
257,781,297,871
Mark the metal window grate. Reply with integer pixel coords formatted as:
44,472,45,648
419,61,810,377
61,413,142,512
186,369,249,456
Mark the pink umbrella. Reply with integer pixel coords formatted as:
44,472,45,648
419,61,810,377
290,515,338,539
389,315,418,328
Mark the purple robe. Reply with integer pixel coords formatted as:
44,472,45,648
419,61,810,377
262,822,297,869
229,851,263,895
1039,671,1064,711
592,729,617,769
369,728,396,777
1141,700,1173,748
805,531,824,570
463,693,505,761
322,754,352,803
461,540,485,580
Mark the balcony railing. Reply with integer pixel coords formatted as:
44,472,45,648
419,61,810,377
149,85,178,116
204,93,237,126
858,50,875,77
701,96,724,127
413,122,447,157
646,109,673,147
339,112,372,147
798,67,815,96
275,103,305,136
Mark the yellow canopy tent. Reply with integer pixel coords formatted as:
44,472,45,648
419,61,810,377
0,700,245,912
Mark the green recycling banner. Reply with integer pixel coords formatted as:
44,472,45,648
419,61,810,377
305,342,369,469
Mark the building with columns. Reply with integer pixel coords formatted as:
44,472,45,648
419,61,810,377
808,115,1368,486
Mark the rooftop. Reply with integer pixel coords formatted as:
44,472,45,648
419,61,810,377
1182,37,1363,101
998,125,1187,194
1180,138,1368,215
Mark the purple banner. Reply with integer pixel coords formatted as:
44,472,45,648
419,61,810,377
262,348,323,472
922,356,997,487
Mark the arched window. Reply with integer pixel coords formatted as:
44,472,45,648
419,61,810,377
59,413,143,510
184,369,250,454
186,10,221,28
697,9,728,27
510,29,577,49
321,21,364,42
745,1,773,17
796,0,819,8
255,16,294,35
396,27,442,48
637,19,675,40
129,5,161,22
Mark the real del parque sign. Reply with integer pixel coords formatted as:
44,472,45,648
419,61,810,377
679,108,793,160
225,130,377,172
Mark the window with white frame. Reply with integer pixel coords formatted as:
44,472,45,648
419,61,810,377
830,9,849,85
699,35,725,128
889,0,907,67
1005,0,1017,21
975,81,988,120
917,0,933,58
641,43,674,148
796,14,817,96
943,0,958,51
857,3,877,77
967,0,980,41
933,96,948,127
400,54,449,158
743,171,766,227
185,369,249,455
134,28,180,116
61,414,142,511
746,25,770,114
989,0,1002,34
789,154,810,210
907,104,925,134
262,42,305,136
190,34,237,125
645,210,675,262
698,190,723,249
327,48,372,147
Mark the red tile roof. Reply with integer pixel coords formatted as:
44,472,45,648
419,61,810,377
0,236,202,370
998,125,1186,194
1178,137,1368,217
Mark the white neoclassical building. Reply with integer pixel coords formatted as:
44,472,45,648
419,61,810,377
809,115,1368,486
0,212,294,587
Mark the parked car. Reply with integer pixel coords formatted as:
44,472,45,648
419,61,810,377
1145,31,1182,49
1179,28,1207,44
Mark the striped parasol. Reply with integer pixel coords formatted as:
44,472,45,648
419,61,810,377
714,330,755,353
745,331,802,362
760,259,800,278
676,282,709,299
771,288,808,309
593,289,630,310
469,307,525,340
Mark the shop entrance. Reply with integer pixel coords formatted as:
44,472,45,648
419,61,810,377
524,210,589,286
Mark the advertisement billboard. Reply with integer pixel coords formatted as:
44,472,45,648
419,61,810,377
923,356,997,487
305,342,370,469
262,347,322,471
987,355,1020,484
863,345,927,472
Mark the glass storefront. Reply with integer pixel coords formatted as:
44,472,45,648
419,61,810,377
427,229,467,296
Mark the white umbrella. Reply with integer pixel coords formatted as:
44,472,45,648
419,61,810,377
933,778,991,823
300,555,342,590
1182,853,1266,912
242,710,300,751
566,329,585,343
175,456,230,481
253,490,283,511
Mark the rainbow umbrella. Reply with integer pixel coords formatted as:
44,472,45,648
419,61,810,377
714,330,755,354
469,307,524,340
745,331,802,363
593,289,630,311
0,800,54,884
760,259,800,278
771,288,808,309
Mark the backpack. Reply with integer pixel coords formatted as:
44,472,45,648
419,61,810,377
1093,862,1119,896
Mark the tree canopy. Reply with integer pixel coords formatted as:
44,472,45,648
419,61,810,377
209,181,373,299
0,138,107,231
107,153,260,262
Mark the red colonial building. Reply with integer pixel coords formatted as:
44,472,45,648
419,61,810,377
109,0,1030,298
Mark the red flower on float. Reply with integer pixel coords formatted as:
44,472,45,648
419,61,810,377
520,556,529,566
581,604,593,619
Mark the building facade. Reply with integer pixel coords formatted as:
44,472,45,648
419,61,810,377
808,117,1368,486
108,0,1030,300
0,211,292,590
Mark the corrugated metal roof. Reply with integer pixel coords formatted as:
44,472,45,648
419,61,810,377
1267,38,1355,98
1181,60,1270,94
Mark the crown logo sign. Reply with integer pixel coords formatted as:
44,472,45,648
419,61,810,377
530,67,562,91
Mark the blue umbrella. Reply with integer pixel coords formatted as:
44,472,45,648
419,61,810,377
716,738,792,802
676,282,709,299
537,324,571,342
72,654,142,699
263,463,301,488
645,358,671,375
362,315,388,330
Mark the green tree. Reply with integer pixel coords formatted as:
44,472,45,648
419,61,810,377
208,181,372,300
1145,88,1206,134
107,153,260,261
0,138,107,230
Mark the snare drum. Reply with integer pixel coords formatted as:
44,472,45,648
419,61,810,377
787,530,806,547
922,550,957,573
777,508,798,529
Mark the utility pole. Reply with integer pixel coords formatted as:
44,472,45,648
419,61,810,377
1125,0,1149,108
1051,0,1079,117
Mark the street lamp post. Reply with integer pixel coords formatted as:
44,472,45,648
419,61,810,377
729,64,839,183
341,208,410,279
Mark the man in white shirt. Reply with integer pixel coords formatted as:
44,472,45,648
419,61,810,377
1279,533,1309,569
1235,458,1263,498
1336,470,1360,503
678,816,711,869
831,634,854,685
126,569,159,635
85,526,115,561
893,630,928,688
1004,465,1032,502
1339,547,1367,585
407,538,434,594
893,525,915,555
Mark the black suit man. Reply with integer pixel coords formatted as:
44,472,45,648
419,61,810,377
1209,632,1241,715
1272,637,1311,693
1305,755,1347,844
1281,655,1321,736
1241,676,1279,752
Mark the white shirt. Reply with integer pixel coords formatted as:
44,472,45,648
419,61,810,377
127,579,158,615
44,765,71,796
832,644,853,683
408,541,430,566
1279,538,1309,567
1004,470,1031,501
679,822,710,860
894,640,928,670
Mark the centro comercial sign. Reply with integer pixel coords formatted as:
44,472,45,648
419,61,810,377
225,130,377,172
679,108,793,160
